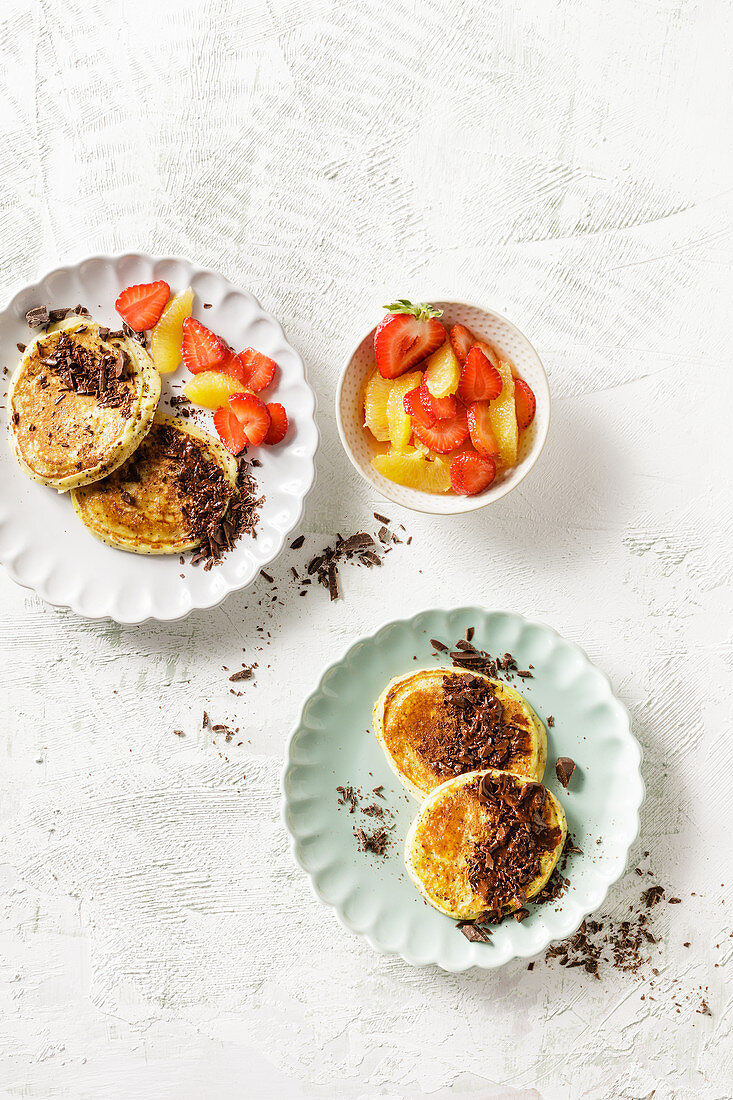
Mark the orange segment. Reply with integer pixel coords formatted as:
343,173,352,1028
386,370,423,452
150,287,194,374
423,342,461,398
183,370,244,409
372,450,451,492
487,360,518,467
363,367,392,442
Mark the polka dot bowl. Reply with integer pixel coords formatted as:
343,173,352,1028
335,300,550,514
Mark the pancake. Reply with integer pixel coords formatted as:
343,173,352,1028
71,413,238,555
405,769,567,921
8,318,160,492
373,667,546,800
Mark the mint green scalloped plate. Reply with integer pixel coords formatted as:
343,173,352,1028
282,609,644,971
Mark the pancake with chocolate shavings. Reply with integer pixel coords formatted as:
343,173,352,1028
405,769,566,920
8,317,160,491
71,413,239,555
372,667,547,801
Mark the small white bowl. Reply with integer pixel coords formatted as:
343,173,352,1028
336,299,550,514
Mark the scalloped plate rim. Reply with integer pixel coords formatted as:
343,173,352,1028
281,607,645,971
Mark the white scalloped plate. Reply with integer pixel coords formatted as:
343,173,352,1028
336,300,550,514
282,608,644,971
0,255,318,622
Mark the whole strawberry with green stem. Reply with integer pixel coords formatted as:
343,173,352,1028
374,299,446,379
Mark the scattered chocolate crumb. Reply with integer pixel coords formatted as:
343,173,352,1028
260,569,274,583
16,342,26,353
290,534,305,549
373,512,390,524
555,757,576,788
229,668,253,682
173,729,184,737
203,302,212,309
527,961,535,971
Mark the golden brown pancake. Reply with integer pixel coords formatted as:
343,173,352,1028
405,769,566,920
373,667,546,800
7,319,160,492
71,413,237,555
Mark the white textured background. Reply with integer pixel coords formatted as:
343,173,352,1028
1,1,732,1097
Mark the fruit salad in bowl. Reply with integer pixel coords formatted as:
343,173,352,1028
336,299,550,514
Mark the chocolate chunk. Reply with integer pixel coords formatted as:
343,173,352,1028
642,885,665,907
119,489,135,505
259,569,274,583
547,715,555,727
48,307,71,323
430,638,449,652
373,512,390,524
229,668,253,682
513,908,530,922
339,532,374,552
25,306,49,328
457,921,491,942
555,757,576,788
327,563,340,601
16,342,26,352
290,534,305,549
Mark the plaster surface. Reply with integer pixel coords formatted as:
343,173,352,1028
0,1,731,1097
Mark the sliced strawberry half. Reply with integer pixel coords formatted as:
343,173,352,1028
419,381,457,421
213,406,247,455
450,452,496,496
235,348,277,392
229,392,271,446
458,345,502,403
514,377,536,429
467,402,500,457
115,280,170,331
374,300,446,379
449,323,474,364
404,386,435,429
412,407,468,453
182,317,226,374
217,343,247,384
263,403,289,445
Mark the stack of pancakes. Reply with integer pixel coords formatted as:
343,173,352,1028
372,666,566,922
8,316,237,555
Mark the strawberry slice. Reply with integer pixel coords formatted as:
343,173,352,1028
458,345,503,403
217,343,247,383
449,323,474,364
514,377,536,429
115,281,170,331
229,392,271,446
404,386,436,429
182,317,226,373
374,300,446,379
419,381,457,421
213,406,247,455
412,407,468,453
263,403,289,444
467,402,500,457
450,452,496,496
235,348,277,392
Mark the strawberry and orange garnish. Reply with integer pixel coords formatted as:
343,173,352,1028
363,300,536,496
112,281,291,456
